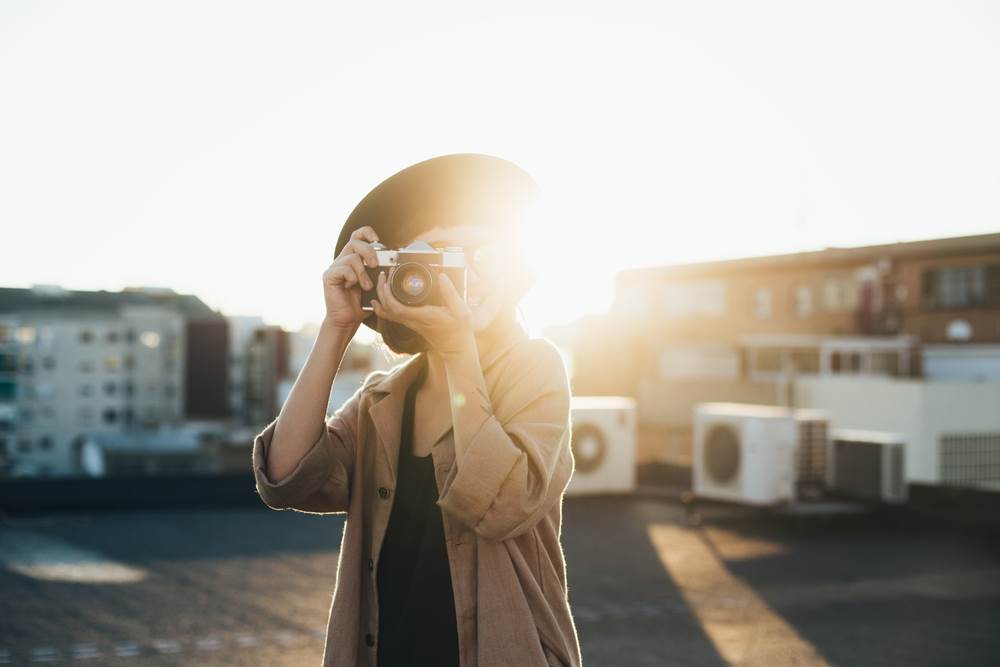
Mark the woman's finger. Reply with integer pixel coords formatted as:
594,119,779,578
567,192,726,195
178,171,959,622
437,273,465,316
336,253,372,290
342,239,379,269
350,225,379,244
378,271,429,324
326,264,358,288
371,298,394,322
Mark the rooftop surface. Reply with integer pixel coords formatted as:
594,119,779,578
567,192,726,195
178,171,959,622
1,495,998,666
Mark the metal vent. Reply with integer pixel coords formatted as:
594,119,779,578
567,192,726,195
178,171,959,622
831,440,882,501
796,419,828,484
940,433,1000,488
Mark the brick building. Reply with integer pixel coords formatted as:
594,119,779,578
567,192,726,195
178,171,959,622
572,231,1000,463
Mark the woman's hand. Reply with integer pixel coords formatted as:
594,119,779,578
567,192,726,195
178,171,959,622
322,226,380,330
371,270,475,355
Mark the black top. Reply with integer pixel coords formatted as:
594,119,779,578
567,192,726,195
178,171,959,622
376,355,460,666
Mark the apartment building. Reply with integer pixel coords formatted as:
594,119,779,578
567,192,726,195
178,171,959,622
0,285,228,477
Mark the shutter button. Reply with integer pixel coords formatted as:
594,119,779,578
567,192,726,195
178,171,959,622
365,632,375,647
378,486,390,499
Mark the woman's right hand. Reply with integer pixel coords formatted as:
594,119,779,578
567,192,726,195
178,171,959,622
323,225,381,330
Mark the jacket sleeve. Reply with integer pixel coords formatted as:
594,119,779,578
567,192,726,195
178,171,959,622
251,377,371,515
436,340,574,542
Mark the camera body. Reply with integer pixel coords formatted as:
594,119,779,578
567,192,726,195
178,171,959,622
361,240,467,310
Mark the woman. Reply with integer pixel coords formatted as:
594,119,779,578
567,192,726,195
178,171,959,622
252,154,581,667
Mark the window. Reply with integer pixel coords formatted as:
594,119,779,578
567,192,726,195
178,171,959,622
0,380,15,401
923,264,1000,309
78,359,94,373
831,351,863,373
789,348,820,374
79,329,94,344
42,356,56,370
103,381,117,396
140,331,161,348
823,279,844,311
78,384,94,397
753,288,772,319
39,435,54,451
104,355,121,371
794,285,813,316
15,326,36,344
106,330,120,343
0,353,17,372
102,408,118,424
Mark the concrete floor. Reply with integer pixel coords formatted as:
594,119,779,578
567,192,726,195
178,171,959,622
1,495,999,666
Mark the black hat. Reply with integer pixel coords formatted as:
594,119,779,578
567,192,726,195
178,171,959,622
336,153,540,332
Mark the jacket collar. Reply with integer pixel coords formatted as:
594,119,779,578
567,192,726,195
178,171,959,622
367,318,528,481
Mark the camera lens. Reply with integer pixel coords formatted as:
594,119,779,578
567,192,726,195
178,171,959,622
391,263,432,305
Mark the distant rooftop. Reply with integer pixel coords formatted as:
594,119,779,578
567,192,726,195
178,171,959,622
618,230,1000,283
0,285,224,320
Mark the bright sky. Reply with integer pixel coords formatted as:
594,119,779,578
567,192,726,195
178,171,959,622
3,1,999,341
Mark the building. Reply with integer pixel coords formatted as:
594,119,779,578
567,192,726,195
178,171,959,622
0,285,229,477
572,231,1000,467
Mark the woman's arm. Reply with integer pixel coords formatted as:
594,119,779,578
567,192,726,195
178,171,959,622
254,224,380,513
435,335,573,541
252,317,362,514
267,317,356,481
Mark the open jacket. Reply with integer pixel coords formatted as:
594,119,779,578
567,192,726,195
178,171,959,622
251,323,581,667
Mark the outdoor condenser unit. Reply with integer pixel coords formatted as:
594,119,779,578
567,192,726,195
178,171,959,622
565,396,637,497
693,403,798,506
827,429,907,504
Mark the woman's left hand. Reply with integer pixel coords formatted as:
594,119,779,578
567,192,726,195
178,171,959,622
371,271,475,355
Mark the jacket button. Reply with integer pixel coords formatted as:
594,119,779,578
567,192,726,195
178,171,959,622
368,557,374,571
365,632,375,647
378,486,390,499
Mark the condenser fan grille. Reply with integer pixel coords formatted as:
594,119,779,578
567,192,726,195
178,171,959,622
570,422,608,474
704,423,741,484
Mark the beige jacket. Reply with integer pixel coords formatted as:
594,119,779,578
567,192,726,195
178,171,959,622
251,322,581,667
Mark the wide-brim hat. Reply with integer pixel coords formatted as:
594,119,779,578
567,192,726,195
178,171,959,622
336,153,540,332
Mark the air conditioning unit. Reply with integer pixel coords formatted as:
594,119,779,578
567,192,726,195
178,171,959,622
827,429,907,503
693,403,798,506
565,396,636,496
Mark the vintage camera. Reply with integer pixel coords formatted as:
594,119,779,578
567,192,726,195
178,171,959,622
361,240,467,310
